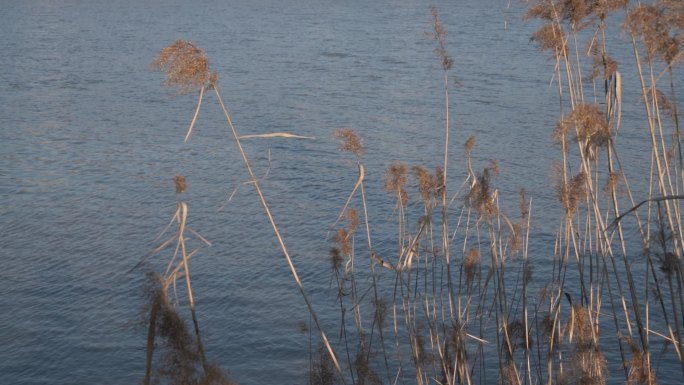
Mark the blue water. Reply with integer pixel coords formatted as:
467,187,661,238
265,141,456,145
1,0,681,384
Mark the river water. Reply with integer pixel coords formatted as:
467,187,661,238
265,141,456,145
1,0,681,384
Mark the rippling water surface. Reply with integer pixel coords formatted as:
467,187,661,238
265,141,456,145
1,0,681,384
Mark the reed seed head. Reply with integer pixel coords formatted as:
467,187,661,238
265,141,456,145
334,128,364,158
173,174,187,194
463,247,480,285
466,161,499,219
593,0,629,21
557,172,586,214
412,165,440,206
556,104,611,158
625,4,682,64
650,88,678,121
525,1,557,22
345,208,359,234
560,0,593,30
153,40,212,93
335,228,351,257
604,171,621,195
566,304,606,385
570,304,594,348
569,348,607,385
625,337,658,385
590,47,618,81
500,362,519,385
531,23,568,56
464,135,476,156
384,161,409,207
431,7,454,71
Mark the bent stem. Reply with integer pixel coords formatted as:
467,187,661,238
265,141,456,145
212,85,345,382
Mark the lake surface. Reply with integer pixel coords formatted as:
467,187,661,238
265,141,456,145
1,0,681,384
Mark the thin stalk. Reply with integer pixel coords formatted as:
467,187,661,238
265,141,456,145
212,86,345,382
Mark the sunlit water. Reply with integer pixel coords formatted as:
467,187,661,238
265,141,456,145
1,0,681,384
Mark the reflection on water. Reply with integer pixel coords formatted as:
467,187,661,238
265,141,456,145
1,0,681,384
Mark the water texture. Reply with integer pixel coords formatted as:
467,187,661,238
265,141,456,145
1,0,680,384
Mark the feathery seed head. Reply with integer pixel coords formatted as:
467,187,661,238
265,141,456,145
625,4,681,64
384,162,409,207
463,248,480,285
604,171,622,196
335,228,351,257
154,40,211,93
464,136,476,156
334,128,364,158
625,337,657,385
466,161,500,219
557,172,587,214
412,165,439,205
173,175,187,194
345,208,359,234
431,7,454,71
556,104,611,158
531,23,568,56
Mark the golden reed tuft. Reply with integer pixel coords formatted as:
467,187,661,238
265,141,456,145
153,40,216,93
412,165,440,205
531,23,568,56
431,7,454,71
334,128,364,158
384,161,409,207
555,103,611,158
556,171,586,214
466,161,500,218
625,4,682,64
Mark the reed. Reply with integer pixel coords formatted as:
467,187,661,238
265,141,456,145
140,2,683,384
142,176,234,385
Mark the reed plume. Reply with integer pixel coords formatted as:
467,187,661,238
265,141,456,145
384,162,408,208
153,40,215,93
335,128,365,159
173,174,187,194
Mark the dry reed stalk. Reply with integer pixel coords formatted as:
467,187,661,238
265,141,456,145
154,41,346,383
145,175,216,384
430,7,458,329
211,82,346,382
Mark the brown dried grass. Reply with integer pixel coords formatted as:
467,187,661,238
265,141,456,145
384,162,409,208
335,128,364,158
153,40,214,93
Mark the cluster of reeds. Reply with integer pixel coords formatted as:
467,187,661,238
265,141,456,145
146,39,344,384
141,2,683,384
307,2,684,385
523,0,683,384
306,8,537,385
